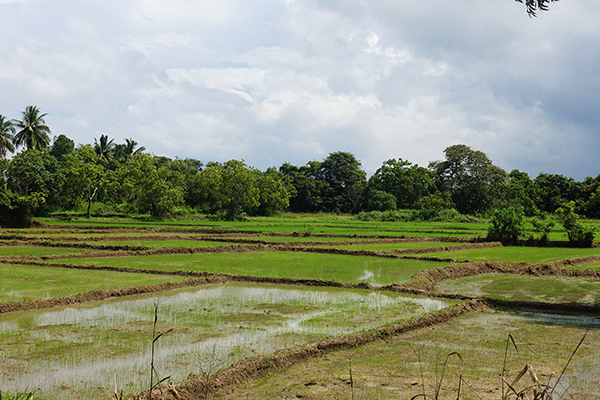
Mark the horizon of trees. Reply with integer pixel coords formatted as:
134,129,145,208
2,106,600,227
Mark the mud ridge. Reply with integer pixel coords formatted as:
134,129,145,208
141,299,487,400
405,258,600,292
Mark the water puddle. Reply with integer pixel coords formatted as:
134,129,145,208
0,283,448,398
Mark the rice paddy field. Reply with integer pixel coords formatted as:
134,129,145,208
1,213,600,400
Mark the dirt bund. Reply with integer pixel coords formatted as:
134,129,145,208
405,258,600,292
141,299,487,400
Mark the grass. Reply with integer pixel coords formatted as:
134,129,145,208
437,274,600,304
0,263,188,302
47,252,446,285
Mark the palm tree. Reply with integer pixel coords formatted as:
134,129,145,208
12,106,51,151
94,134,115,164
124,138,145,158
0,115,15,159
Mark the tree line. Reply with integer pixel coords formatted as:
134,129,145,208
1,106,599,226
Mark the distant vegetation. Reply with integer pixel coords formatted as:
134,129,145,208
1,107,600,240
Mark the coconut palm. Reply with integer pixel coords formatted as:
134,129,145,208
94,134,115,164
113,138,146,162
0,115,15,159
12,106,51,151
124,138,145,158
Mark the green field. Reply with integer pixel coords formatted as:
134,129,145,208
46,252,445,285
0,214,599,400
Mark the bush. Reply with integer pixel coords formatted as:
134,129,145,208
487,204,526,244
555,202,596,247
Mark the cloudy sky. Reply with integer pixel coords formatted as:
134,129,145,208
1,0,599,180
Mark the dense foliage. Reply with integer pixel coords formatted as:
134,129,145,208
0,107,598,240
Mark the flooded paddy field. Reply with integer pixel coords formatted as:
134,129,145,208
45,252,445,286
1,215,600,399
438,274,600,304
0,263,188,303
0,282,451,399
225,309,600,400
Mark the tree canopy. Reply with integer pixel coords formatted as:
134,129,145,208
516,0,558,17
12,106,51,151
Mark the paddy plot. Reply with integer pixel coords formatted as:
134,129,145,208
0,282,450,399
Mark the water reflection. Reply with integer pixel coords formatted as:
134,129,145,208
0,283,448,398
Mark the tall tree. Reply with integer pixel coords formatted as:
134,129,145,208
368,158,435,209
114,138,146,162
0,115,15,159
7,149,64,210
50,134,75,161
94,134,115,165
429,144,507,215
316,152,367,213
62,145,105,218
533,173,577,213
12,106,51,151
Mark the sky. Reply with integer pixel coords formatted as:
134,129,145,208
1,0,599,180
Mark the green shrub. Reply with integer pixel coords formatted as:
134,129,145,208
555,202,596,247
487,204,526,243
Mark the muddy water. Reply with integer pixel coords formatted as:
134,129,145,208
0,283,448,399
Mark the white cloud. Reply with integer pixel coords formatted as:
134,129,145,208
0,0,598,179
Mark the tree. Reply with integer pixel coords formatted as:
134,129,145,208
220,160,259,220
316,152,367,213
534,173,576,213
368,158,435,209
94,134,115,165
193,165,223,214
0,178,46,227
505,170,539,216
6,149,63,211
0,115,15,159
12,106,51,151
429,144,507,215
114,153,183,218
50,134,75,161
362,189,397,212
253,168,290,216
114,138,146,162
279,161,325,213
62,145,105,218
516,0,557,17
